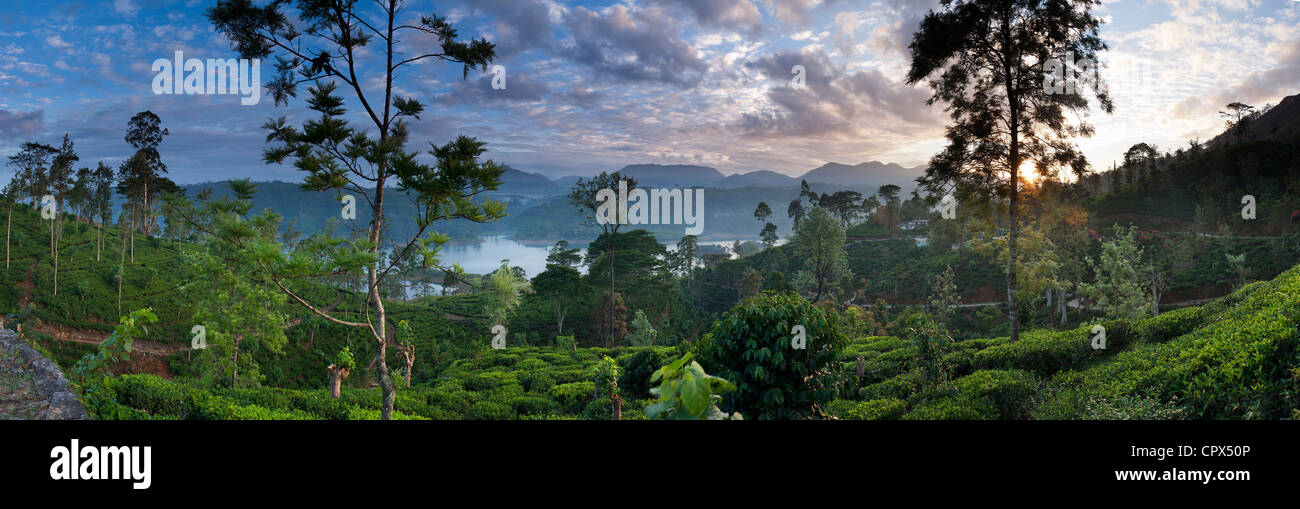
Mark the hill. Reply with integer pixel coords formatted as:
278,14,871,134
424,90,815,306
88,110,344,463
71,260,1300,420
799,161,924,191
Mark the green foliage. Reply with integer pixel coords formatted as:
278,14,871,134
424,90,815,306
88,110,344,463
618,349,665,400
589,355,620,399
625,310,658,346
332,346,356,372
694,292,846,419
1081,225,1154,321
828,398,906,420
555,335,576,352
70,308,157,384
645,353,741,420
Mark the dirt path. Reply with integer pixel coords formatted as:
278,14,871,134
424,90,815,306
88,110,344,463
32,322,187,355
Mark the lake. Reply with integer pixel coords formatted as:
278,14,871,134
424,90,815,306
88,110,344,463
437,235,782,279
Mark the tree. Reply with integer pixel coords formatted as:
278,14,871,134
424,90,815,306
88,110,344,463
91,162,115,261
907,0,1112,341
626,309,659,347
592,291,629,346
569,172,638,345
1219,102,1255,143
753,201,772,223
1123,142,1159,173
532,264,583,335
485,261,532,328
545,240,582,269
675,234,699,282
48,134,78,296
1081,225,1153,321
1,143,57,268
928,265,959,328
738,267,763,299
876,185,901,235
823,189,864,227
787,198,805,229
171,180,288,388
327,346,356,399
209,0,502,419
760,222,779,248
792,206,848,302
118,111,178,263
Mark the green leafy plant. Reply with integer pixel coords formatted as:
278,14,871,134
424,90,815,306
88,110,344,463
694,292,846,419
70,308,158,384
646,353,741,420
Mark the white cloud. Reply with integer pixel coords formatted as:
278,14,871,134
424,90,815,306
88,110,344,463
114,0,140,16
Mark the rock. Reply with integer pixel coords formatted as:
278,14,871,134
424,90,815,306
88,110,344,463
44,392,89,420
0,328,91,420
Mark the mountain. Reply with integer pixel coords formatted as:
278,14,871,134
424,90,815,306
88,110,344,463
797,161,924,191
1208,93,1300,148
719,170,798,188
617,164,726,188
498,167,561,195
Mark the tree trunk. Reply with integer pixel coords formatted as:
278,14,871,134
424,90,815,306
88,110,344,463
118,223,128,316
403,348,414,388
612,394,622,421
608,231,615,347
5,202,11,270
328,366,350,399
232,337,240,387
1058,288,1068,327
96,202,102,262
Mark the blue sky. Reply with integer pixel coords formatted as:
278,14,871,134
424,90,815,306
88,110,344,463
1,0,1298,184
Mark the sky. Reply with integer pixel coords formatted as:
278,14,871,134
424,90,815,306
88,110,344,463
0,0,1298,184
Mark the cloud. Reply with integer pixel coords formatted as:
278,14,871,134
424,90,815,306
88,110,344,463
558,5,710,88
739,48,940,137
44,35,70,49
432,71,550,105
468,0,556,58
1170,36,1300,120
648,0,764,36
113,0,139,17
0,109,45,137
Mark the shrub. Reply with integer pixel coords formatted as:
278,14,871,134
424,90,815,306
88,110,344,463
618,349,664,400
509,395,558,416
828,398,906,420
694,292,846,419
549,381,595,414
468,400,515,420
644,353,740,420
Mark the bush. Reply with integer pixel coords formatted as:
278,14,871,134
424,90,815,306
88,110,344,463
509,395,558,416
618,349,664,399
694,292,847,419
468,400,515,420
549,381,595,414
828,398,906,420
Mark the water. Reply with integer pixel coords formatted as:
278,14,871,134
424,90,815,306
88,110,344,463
435,235,788,280
439,235,558,279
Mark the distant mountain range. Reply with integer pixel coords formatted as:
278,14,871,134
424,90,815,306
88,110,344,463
507,160,924,195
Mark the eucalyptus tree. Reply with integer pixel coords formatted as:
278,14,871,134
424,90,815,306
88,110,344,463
569,172,638,345
92,162,115,261
48,135,78,295
906,0,1112,340
208,0,502,419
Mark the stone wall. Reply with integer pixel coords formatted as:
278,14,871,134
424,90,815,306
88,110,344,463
0,329,89,419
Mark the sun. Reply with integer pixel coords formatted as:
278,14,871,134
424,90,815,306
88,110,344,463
1019,160,1040,184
